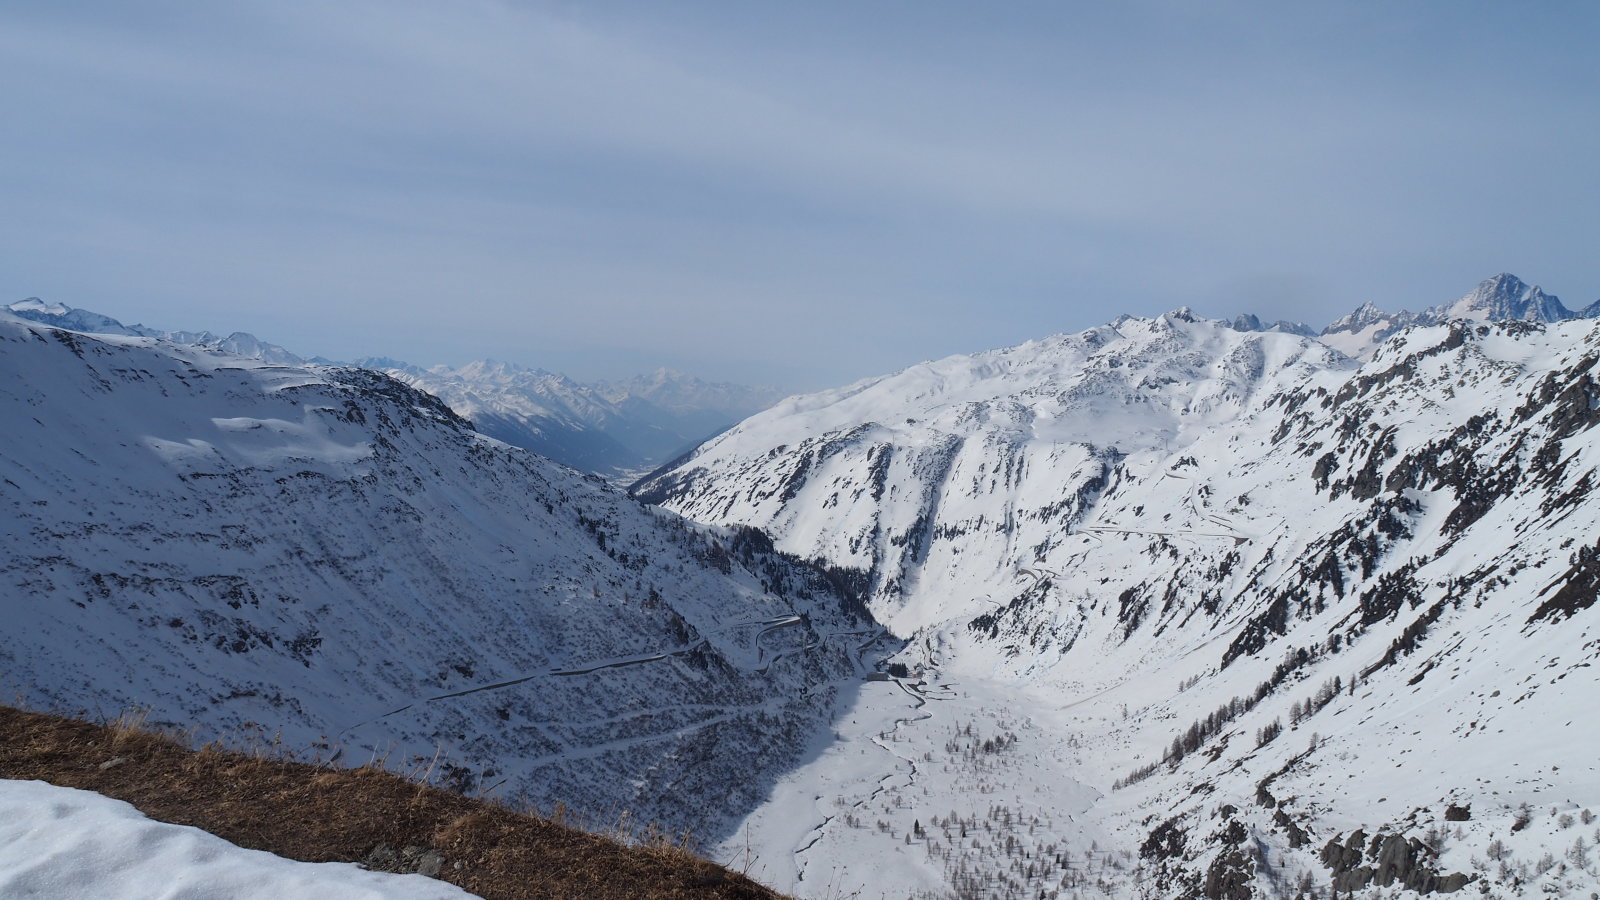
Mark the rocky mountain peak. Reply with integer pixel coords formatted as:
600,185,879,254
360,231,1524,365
1439,272,1570,323
1322,300,1404,334
1315,273,1594,359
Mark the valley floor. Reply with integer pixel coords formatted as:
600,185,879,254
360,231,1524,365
723,647,1600,900
719,671,1125,899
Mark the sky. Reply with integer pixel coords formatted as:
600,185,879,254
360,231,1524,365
2,1,1597,390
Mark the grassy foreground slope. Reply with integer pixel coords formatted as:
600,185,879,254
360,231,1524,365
0,706,785,900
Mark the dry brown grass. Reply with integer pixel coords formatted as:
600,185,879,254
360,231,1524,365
0,705,789,899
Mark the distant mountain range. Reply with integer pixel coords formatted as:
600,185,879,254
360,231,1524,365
3,299,785,479
357,358,785,480
1238,272,1600,359
4,298,309,365
13,275,1591,484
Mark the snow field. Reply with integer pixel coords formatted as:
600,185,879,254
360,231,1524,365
0,779,474,899
720,673,1115,899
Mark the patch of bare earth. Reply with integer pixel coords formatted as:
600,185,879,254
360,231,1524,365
0,705,788,900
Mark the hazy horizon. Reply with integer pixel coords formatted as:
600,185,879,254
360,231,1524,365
4,1,1596,391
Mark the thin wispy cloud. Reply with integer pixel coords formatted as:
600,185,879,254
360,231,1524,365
2,1,1595,387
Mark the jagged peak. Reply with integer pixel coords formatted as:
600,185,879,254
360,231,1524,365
1458,272,1538,310
1478,271,1530,293
1433,272,1573,324
1322,302,1412,335
1231,313,1317,337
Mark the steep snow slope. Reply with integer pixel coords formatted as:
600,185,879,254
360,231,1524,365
645,310,1600,897
636,308,1351,634
0,312,880,839
975,317,1600,897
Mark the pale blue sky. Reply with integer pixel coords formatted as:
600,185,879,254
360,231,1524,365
3,1,1596,388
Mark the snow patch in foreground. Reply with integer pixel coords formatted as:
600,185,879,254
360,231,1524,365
0,779,475,899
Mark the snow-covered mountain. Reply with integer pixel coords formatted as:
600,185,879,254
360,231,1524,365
6,298,307,365
637,308,1353,634
1230,313,1318,337
601,367,789,447
16,276,1600,897
361,358,784,480
638,290,1600,897
0,309,881,841
1317,273,1597,358
4,299,783,480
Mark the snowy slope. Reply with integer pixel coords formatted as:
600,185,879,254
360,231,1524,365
1002,316,1600,897
1317,302,1420,359
643,304,1600,897
0,311,880,840
636,307,1351,635
0,780,470,899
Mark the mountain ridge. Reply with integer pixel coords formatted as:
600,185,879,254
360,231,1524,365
637,285,1600,897
1313,272,1597,359
13,275,1600,897
3,298,785,479
0,308,881,843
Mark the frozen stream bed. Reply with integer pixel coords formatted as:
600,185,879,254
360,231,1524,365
717,671,1126,899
